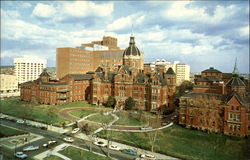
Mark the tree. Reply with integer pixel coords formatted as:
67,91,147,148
124,97,135,110
148,111,161,152
81,123,94,152
105,96,115,108
176,80,193,97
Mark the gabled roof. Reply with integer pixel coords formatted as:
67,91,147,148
165,67,175,75
95,67,104,73
68,74,93,80
117,65,130,74
202,67,221,73
226,75,246,87
226,91,246,105
40,69,50,77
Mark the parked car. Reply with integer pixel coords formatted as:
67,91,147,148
63,137,74,143
23,145,39,152
121,149,137,156
161,122,170,126
140,154,156,160
48,140,57,145
94,141,107,147
140,126,153,130
71,128,80,134
42,143,48,148
15,152,28,159
109,144,120,151
16,120,25,124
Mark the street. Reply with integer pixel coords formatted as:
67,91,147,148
1,119,137,160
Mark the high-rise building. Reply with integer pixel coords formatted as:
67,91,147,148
14,56,47,84
56,36,124,79
144,59,190,85
0,74,19,97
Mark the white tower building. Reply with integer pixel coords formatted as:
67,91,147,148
14,56,47,84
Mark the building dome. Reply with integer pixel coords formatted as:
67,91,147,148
123,36,141,56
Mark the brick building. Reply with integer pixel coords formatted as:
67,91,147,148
20,36,176,112
179,62,249,137
56,36,124,79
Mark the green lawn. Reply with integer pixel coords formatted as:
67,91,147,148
43,155,63,160
58,101,104,109
87,112,114,124
0,98,70,126
60,146,111,160
114,111,147,126
69,110,97,118
0,125,27,138
97,125,250,160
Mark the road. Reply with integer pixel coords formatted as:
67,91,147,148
1,120,138,160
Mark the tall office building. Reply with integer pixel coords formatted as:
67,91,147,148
145,59,190,85
14,56,47,84
0,74,19,97
56,36,124,79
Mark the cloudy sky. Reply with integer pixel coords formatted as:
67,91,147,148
1,1,249,73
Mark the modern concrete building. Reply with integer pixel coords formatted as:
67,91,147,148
14,56,47,84
0,74,20,97
144,59,190,85
56,36,124,79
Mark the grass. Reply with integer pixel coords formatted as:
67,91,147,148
97,125,250,160
69,110,97,118
58,101,104,109
114,111,147,126
0,98,70,126
0,125,27,138
87,112,114,124
43,155,64,160
60,146,111,160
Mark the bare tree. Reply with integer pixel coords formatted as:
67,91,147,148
82,123,94,152
148,110,161,152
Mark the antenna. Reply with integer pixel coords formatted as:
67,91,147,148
131,24,134,36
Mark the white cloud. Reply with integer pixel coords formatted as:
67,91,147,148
239,25,249,37
62,1,113,17
1,9,20,19
106,13,145,31
20,2,32,8
32,3,56,18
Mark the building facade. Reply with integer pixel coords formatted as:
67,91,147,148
56,37,124,79
144,59,190,86
0,74,20,98
179,64,249,137
14,56,47,84
20,36,176,112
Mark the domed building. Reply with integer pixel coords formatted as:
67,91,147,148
123,36,144,70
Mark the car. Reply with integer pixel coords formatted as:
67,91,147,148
23,145,39,152
109,144,120,151
63,137,74,143
42,143,48,148
16,120,25,124
25,122,33,126
0,115,8,119
140,126,153,130
71,128,80,134
94,141,107,147
15,152,28,159
48,140,57,145
140,154,156,160
121,149,137,156
161,122,170,126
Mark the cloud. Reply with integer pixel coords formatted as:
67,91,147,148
106,13,145,31
20,2,32,8
32,3,56,18
1,9,20,19
62,1,113,17
239,25,249,37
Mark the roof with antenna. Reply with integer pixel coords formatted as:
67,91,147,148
123,36,141,56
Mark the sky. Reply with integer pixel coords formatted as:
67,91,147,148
1,1,249,73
